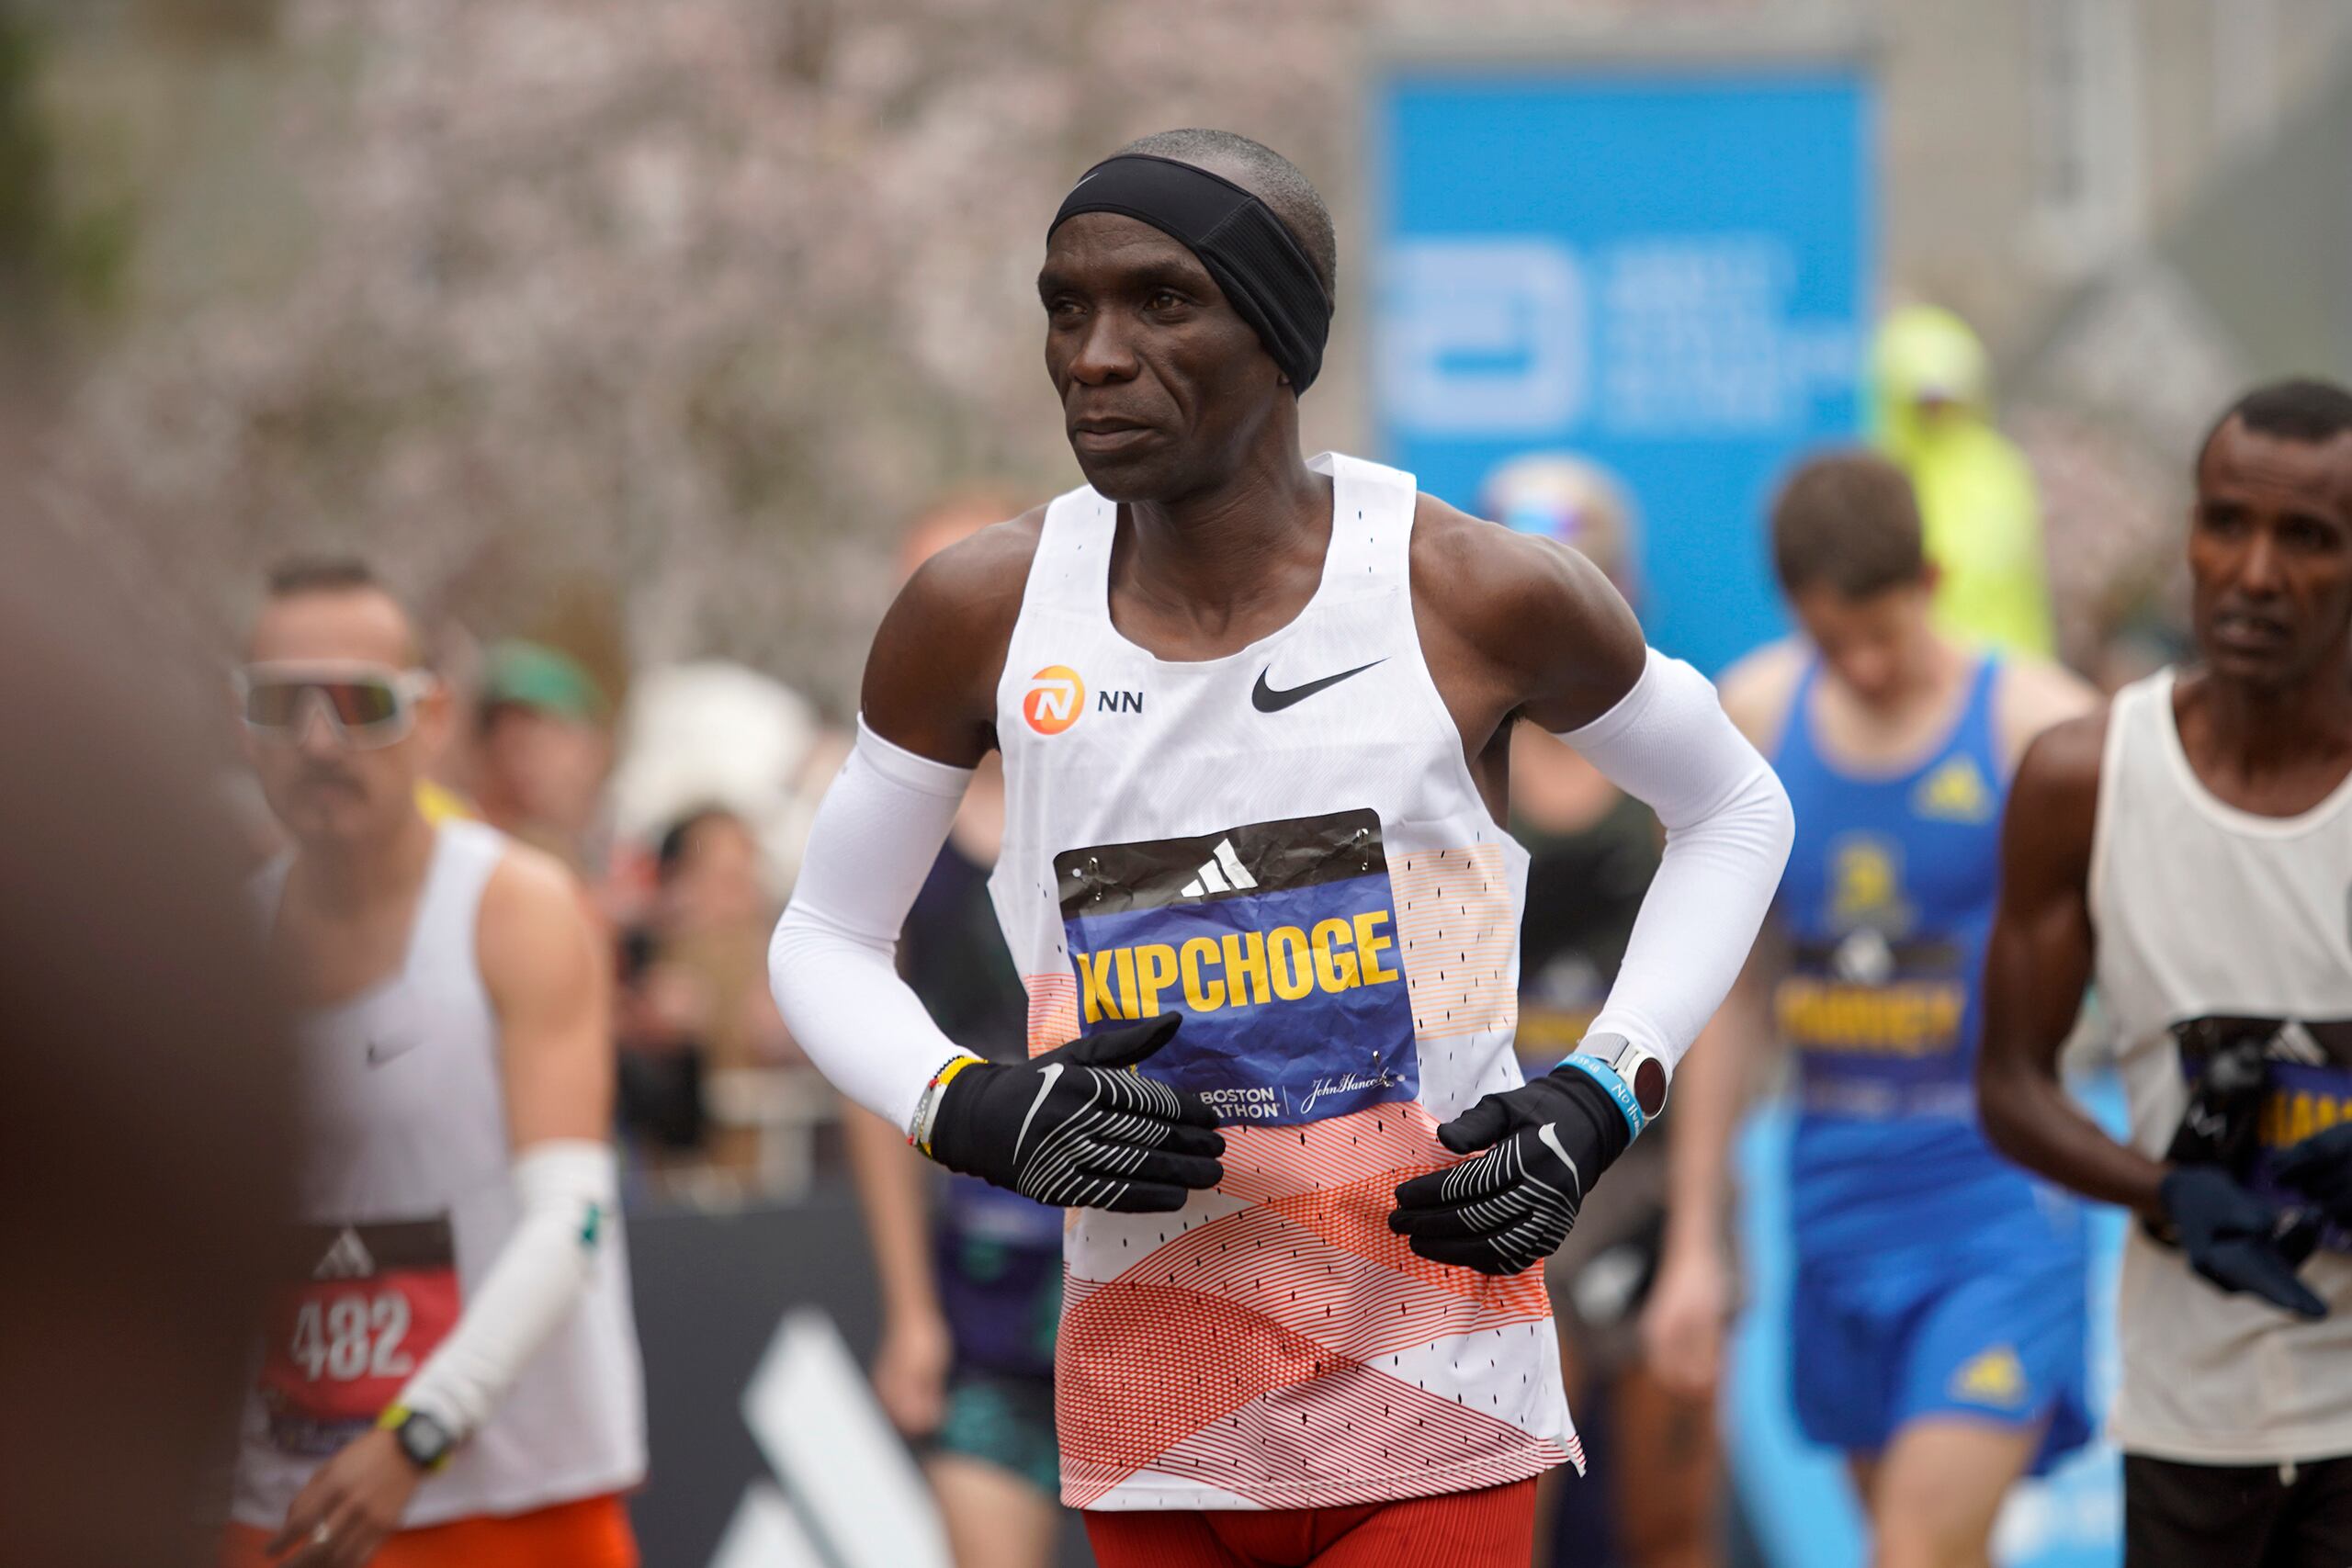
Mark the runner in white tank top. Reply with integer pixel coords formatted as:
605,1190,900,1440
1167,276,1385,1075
769,130,1791,1565
1980,380,2352,1568
224,561,643,1568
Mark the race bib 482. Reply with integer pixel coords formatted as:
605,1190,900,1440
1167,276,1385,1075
1055,808,1417,1127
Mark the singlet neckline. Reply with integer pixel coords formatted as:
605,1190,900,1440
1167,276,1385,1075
2149,666,2352,839
1793,649,1993,784
1091,451,1354,672
273,824,453,1019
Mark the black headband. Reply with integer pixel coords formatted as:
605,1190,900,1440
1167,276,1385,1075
1049,154,1333,394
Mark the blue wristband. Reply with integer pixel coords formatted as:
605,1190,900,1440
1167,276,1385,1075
1556,1052,1647,1142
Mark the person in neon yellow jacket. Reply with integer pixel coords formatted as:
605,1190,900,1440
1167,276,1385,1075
1871,305,2055,657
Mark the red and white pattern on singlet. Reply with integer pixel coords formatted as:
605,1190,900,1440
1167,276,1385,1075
990,454,1579,1512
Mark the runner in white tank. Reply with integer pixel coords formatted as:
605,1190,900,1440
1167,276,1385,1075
223,559,644,1568
1980,379,2352,1568
770,130,1791,1567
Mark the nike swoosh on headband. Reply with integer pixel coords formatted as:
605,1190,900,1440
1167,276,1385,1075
1251,659,1386,714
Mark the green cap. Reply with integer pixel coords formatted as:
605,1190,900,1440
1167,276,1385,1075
481,640,605,724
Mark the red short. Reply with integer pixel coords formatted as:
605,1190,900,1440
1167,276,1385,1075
1084,1479,1537,1568
219,1492,636,1568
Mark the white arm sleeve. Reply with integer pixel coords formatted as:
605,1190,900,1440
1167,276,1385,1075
1557,649,1794,1074
396,1139,614,1440
766,716,977,1134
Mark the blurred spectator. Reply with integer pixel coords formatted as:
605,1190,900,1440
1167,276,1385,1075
841,494,1069,1568
1873,304,2056,658
616,806,795,1185
1485,454,1721,1568
473,639,615,873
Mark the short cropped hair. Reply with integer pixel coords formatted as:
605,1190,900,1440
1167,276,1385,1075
1116,128,1338,299
1770,451,1928,600
265,555,382,600
257,554,420,663
2197,378,2352,476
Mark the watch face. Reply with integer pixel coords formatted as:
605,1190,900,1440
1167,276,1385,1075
1629,1055,1668,1119
399,1412,453,1469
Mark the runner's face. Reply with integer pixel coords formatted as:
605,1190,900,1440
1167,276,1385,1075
243,590,445,845
1041,213,1284,502
1791,580,1937,710
2190,420,2352,693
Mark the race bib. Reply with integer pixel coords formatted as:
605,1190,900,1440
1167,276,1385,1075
1055,808,1416,1127
2167,1017,2352,1254
257,1217,459,1454
1781,931,1973,1117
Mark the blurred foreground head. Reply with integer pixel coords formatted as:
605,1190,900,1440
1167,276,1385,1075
241,557,447,850
1770,450,1939,707
0,528,296,1567
2189,378,2352,693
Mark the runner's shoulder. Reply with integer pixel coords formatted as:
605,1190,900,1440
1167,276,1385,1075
864,504,1046,757
1991,655,2100,773
476,839,598,998
1714,637,1809,752
2007,703,2111,850
1408,491,1639,682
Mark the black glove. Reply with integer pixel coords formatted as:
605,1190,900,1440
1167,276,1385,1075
2158,1166,2327,1320
2273,1124,2352,1228
1386,1064,1634,1275
923,1014,1226,1213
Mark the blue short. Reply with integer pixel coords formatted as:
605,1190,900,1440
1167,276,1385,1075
1790,1247,2091,1470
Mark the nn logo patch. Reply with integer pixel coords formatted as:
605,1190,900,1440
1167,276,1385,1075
1055,808,1416,1126
1023,666,1085,735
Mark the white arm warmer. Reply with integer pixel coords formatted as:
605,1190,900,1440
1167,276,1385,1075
766,717,975,1134
396,1138,615,1440
1558,649,1794,1074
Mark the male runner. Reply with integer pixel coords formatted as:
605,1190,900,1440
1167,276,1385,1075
1978,379,2352,1567
222,559,645,1568
770,129,1792,1566
1642,452,2097,1568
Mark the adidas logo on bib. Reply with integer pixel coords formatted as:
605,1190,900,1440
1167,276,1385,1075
1179,839,1260,899
312,1226,378,1280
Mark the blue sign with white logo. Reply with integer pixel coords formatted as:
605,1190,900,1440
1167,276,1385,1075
1371,64,1874,673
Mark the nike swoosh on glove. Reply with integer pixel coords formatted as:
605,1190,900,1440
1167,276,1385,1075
2273,1123,2352,1228
1386,1065,1634,1276
2159,1165,2327,1320
925,1014,1226,1213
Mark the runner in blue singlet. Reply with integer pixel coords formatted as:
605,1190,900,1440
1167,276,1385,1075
1642,451,2099,1568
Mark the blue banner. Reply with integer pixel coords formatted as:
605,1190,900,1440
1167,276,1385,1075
1371,64,1874,672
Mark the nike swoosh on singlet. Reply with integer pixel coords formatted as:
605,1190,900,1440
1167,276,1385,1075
1250,659,1386,714
365,1037,419,1067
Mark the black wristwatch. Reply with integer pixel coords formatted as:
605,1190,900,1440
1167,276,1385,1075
381,1404,457,1472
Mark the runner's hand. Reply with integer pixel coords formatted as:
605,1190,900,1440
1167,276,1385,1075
2273,1124,2352,1227
267,1427,421,1568
1387,1066,1634,1276
2159,1166,2327,1319
872,1306,953,1438
924,1015,1226,1213
1641,1239,1731,1399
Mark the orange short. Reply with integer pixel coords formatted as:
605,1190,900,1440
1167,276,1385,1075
220,1492,635,1568
1083,1479,1537,1568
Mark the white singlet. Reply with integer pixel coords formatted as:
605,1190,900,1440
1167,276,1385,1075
990,452,1577,1512
232,820,646,1529
2093,669,2352,1464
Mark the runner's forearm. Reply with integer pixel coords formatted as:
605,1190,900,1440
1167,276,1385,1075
768,719,978,1133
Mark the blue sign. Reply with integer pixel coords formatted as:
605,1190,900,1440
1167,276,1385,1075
1371,65,1874,672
